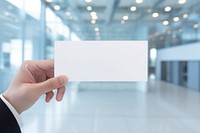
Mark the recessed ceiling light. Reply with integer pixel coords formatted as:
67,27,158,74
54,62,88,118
90,12,96,16
85,0,92,3
152,12,159,18
91,19,96,24
183,13,188,19
178,0,187,4
92,15,98,20
123,15,129,20
46,0,53,2
163,20,169,26
130,6,137,11
86,6,92,11
193,24,199,29
54,5,61,11
164,6,172,12
136,0,143,4
173,17,179,22
95,27,99,32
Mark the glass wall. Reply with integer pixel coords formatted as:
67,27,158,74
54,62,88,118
0,0,73,92
45,7,70,59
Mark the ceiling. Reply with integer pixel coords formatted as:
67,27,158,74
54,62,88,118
46,0,200,45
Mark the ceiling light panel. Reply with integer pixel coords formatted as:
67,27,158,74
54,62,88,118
86,6,92,11
130,6,137,11
95,27,99,32
46,0,53,2
164,6,172,12
163,20,169,26
123,15,129,20
90,12,96,16
54,5,60,10
92,15,98,20
193,24,199,29
91,19,96,24
152,12,159,18
173,17,180,22
136,0,143,4
183,14,188,19
85,0,92,3
178,0,187,4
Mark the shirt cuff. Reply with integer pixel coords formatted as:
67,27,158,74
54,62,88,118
0,94,23,128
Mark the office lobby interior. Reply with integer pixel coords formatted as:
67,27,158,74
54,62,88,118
1,0,200,133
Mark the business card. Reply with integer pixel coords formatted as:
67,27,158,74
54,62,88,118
55,41,148,81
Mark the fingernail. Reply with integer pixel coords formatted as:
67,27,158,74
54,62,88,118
59,76,67,84
58,95,63,102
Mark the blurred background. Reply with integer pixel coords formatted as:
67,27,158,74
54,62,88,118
0,0,200,133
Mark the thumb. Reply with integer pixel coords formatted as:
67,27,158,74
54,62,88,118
35,75,68,95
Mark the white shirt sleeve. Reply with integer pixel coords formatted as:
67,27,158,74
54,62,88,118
0,94,23,128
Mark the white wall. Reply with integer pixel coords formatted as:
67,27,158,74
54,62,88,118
156,42,200,79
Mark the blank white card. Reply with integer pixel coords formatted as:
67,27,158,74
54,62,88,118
55,41,148,82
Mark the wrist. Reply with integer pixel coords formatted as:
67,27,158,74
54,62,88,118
2,92,22,114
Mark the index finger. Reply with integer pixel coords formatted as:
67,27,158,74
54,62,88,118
34,60,54,71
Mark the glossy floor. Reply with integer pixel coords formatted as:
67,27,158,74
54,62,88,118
21,80,200,133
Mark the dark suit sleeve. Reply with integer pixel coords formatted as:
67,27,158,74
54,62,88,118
0,98,21,133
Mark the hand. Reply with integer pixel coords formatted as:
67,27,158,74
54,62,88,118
2,60,68,114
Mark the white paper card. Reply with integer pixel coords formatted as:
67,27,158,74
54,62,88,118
55,41,148,81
